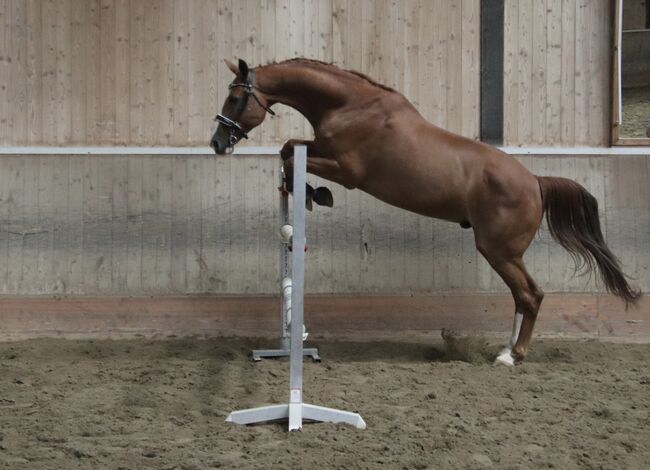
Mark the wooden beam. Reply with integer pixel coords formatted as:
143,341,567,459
612,0,622,145
480,0,505,144
615,138,650,146
0,294,647,340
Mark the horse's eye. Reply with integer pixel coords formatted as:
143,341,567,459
227,96,238,105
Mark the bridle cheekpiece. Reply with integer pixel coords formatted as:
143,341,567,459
215,68,275,147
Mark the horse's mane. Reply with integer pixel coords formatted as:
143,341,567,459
268,58,395,93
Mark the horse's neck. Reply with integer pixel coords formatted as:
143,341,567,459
259,64,350,129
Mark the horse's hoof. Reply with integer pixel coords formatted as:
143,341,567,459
313,186,334,207
493,349,516,367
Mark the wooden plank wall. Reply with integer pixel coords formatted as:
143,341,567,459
0,0,480,146
1,0,621,146
503,0,612,146
0,153,647,297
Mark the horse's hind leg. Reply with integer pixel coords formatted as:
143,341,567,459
470,163,544,364
477,250,544,365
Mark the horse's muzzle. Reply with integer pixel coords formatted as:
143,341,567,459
211,136,235,155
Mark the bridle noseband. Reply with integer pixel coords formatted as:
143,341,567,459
215,68,275,146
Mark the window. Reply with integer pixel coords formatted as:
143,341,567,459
613,0,650,145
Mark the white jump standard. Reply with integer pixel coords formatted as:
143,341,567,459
251,153,319,362
226,145,366,431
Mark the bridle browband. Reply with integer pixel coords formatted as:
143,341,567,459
215,68,275,146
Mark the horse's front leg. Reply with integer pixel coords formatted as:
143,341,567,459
280,139,318,161
280,139,316,192
281,140,345,208
283,155,357,190
307,157,359,189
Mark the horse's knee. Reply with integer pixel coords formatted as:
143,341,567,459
280,142,292,161
280,139,306,161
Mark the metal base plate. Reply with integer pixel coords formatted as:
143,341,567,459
226,403,366,431
252,347,320,362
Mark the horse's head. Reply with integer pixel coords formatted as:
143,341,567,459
210,59,275,154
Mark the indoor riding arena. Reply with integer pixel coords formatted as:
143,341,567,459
1,1,649,469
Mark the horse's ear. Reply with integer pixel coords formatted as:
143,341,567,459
224,59,239,75
238,59,249,77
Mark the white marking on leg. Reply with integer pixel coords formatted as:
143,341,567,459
509,312,523,348
494,349,515,366
494,312,524,367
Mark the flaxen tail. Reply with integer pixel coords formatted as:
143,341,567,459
538,176,641,307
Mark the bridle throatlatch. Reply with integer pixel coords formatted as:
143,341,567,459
215,68,275,146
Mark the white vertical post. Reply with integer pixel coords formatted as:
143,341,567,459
279,167,291,351
616,0,623,125
251,155,319,361
226,145,365,431
288,145,307,430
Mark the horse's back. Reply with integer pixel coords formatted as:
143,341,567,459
325,87,542,229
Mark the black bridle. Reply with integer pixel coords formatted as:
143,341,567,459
215,68,275,146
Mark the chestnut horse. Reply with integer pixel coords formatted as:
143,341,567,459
211,58,640,366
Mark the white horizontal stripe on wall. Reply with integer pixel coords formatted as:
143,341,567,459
0,146,648,156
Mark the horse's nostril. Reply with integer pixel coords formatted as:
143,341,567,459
211,138,224,152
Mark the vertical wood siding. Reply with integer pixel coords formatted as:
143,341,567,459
0,0,617,147
0,153,647,296
0,0,480,146
0,1,644,299
503,0,612,146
